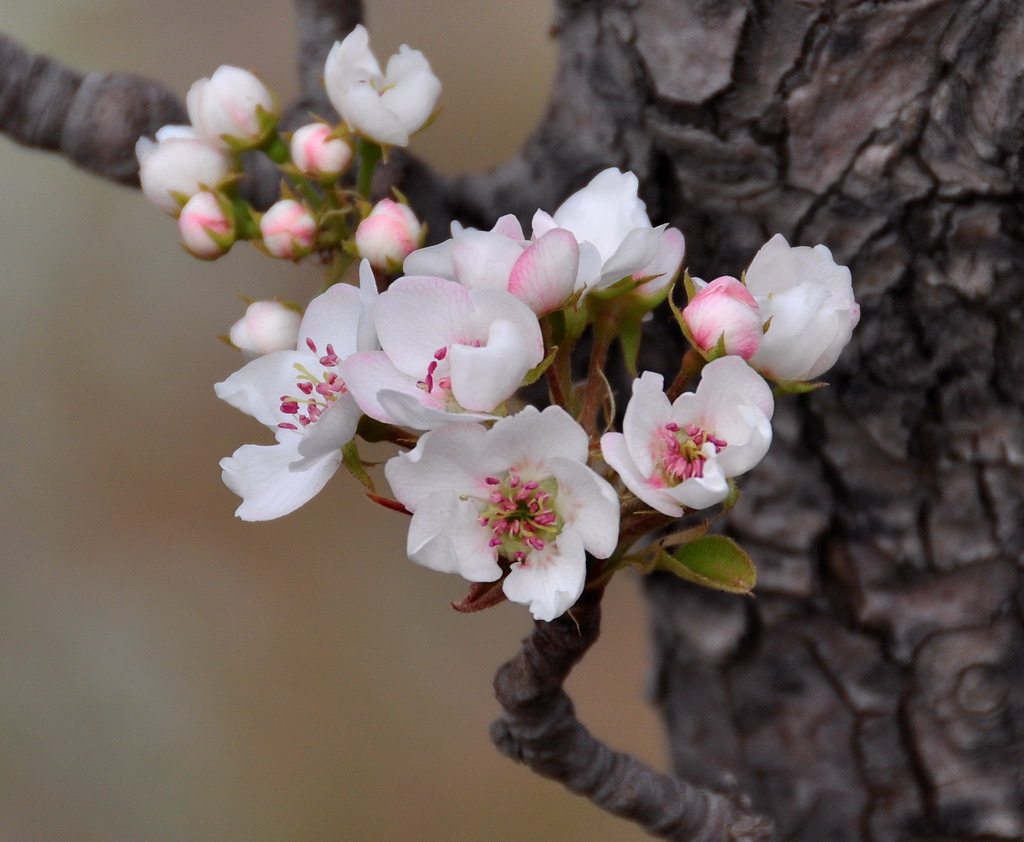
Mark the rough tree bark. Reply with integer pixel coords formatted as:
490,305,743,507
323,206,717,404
2,1,1022,840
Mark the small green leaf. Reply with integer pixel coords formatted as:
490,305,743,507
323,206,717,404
771,379,828,397
523,345,559,386
656,534,757,595
341,441,375,493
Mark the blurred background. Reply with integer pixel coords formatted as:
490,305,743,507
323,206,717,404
0,2,666,839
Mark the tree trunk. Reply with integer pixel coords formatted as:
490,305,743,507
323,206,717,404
452,1,1023,839
3,0,1021,838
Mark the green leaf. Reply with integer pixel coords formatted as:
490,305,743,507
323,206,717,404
523,345,559,386
771,379,829,397
341,441,375,493
656,534,757,595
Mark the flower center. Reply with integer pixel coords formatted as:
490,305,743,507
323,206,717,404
277,337,347,430
477,470,562,563
658,422,727,483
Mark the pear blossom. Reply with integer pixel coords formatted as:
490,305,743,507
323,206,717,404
186,65,278,149
324,24,442,147
744,234,860,382
633,227,687,299
601,358,774,516
289,123,353,179
229,300,302,359
260,199,318,259
404,215,580,315
385,406,620,620
682,276,763,359
136,126,232,216
341,276,543,430
532,168,684,293
215,261,379,520
355,199,424,271
177,191,235,259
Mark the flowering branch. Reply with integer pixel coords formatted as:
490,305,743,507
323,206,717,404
491,589,773,841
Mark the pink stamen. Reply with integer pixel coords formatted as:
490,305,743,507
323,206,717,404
278,422,298,430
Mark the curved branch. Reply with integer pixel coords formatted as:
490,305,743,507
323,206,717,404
490,590,773,841
0,33,186,185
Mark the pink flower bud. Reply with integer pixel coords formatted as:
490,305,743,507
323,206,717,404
136,126,232,216
682,276,763,360
355,199,423,270
177,191,235,259
229,300,302,358
289,123,352,179
259,200,317,259
186,66,279,149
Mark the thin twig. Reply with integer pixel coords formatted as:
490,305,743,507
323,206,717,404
491,589,773,841
289,0,363,124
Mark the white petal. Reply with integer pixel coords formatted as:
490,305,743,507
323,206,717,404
220,435,342,521
405,493,502,581
384,423,487,509
335,83,410,146
596,224,665,287
664,458,730,511
380,45,441,137
403,239,455,280
448,319,535,411
480,406,589,474
298,282,363,360
215,349,311,428
546,458,620,558
378,390,496,431
450,229,524,290
696,356,775,426
356,259,380,352
502,530,586,621
295,393,360,461
621,371,672,479
340,351,432,424
601,432,683,518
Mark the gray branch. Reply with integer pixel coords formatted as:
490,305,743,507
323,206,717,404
491,590,773,841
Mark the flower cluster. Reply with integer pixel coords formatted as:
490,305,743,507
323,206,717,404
144,27,859,622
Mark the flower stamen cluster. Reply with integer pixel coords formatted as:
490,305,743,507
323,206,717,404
479,472,562,561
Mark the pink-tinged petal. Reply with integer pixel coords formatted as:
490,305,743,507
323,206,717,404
502,530,586,621
215,349,311,428
378,390,496,431
450,229,524,290
545,457,620,558
375,276,475,375
448,319,537,411
507,228,580,314
295,392,360,461
601,432,684,518
492,214,525,240
466,288,544,356
530,209,558,239
480,406,589,474
621,371,672,479
596,224,665,287
403,239,455,280
298,282,363,360
340,351,430,424
634,227,686,295
385,423,488,510
682,276,763,359
220,435,342,521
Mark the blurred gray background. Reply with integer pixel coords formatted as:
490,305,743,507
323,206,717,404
1,2,665,839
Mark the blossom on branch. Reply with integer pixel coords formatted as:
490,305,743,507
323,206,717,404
341,276,543,430
324,24,441,147
682,275,763,359
259,199,318,260
186,65,278,149
289,123,353,179
601,358,774,516
177,190,235,259
404,215,579,315
229,300,302,359
215,262,379,520
355,199,424,271
385,406,619,620
744,234,860,382
531,168,684,294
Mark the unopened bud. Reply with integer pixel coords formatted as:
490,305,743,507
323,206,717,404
187,66,279,149
682,276,763,360
355,199,423,271
290,123,352,179
260,200,317,259
229,300,301,358
178,191,235,259
136,126,232,216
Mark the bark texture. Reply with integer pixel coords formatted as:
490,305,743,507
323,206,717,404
2,1,1022,839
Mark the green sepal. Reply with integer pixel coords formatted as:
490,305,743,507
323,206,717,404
682,269,697,302
618,319,642,377
772,379,828,397
656,534,757,595
356,416,418,448
341,441,375,493
523,345,559,387
451,579,507,613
